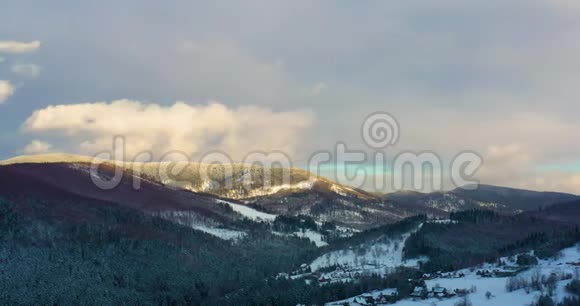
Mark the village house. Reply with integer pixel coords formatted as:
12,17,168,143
361,293,375,304
276,272,289,279
493,269,518,277
352,296,370,305
421,273,434,280
476,269,492,277
376,289,398,304
431,285,449,298
303,273,319,284
318,276,330,283
299,263,311,273
410,286,427,299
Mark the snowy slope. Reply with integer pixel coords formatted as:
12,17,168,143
294,229,329,247
158,199,276,240
156,210,246,240
216,199,332,246
328,244,580,306
216,199,277,222
0,154,371,200
328,288,399,305
235,178,317,198
272,228,331,248
406,246,580,306
190,225,246,240
311,225,425,272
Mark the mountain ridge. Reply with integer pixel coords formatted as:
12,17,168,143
0,155,398,230
0,153,376,200
385,184,579,214
3,153,579,229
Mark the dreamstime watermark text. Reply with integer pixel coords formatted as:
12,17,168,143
89,112,483,192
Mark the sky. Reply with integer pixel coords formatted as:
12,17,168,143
1,1,580,193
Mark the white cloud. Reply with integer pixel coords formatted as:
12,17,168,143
475,143,580,194
0,80,15,104
0,40,41,54
21,140,52,154
477,144,535,187
12,63,42,79
23,100,314,160
309,82,327,97
369,109,580,193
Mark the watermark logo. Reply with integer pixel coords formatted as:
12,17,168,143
361,112,400,149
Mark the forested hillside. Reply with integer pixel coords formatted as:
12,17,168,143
404,210,580,272
0,197,320,305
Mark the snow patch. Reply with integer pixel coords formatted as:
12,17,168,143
331,184,349,197
328,288,399,305
155,210,246,240
216,199,277,222
311,225,425,272
239,178,318,198
328,244,580,306
190,225,246,240
294,230,329,247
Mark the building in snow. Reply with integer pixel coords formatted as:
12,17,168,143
431,285,449,298
376,289,398,303
410,286,427,299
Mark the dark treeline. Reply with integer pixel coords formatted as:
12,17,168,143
327,215,427,250
449,209,500,224
404,209,580,272
0,197,427,305
3,198,579,305
217,268,421,306
0,197,321,305
272,215,320,233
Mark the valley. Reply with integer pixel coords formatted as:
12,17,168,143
0,154,579,305
327,244,580,306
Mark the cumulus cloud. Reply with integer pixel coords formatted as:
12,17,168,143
367,110,580,193
0,80,15,104
11,63,42,79
21,140,52,154
23,100,314,160
0,40,41,54
3,2,580,193
475,143,580,194
477,144,534,187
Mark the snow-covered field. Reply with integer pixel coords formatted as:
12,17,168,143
216,199,277,222
294,229,329,247
327,288,399,306
327,244,580,306
305,226,428,285
272,229,330,247
216,199,334,247
311,225,424,272
155,210,247,240
310,232,424,272
190,225,246,240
